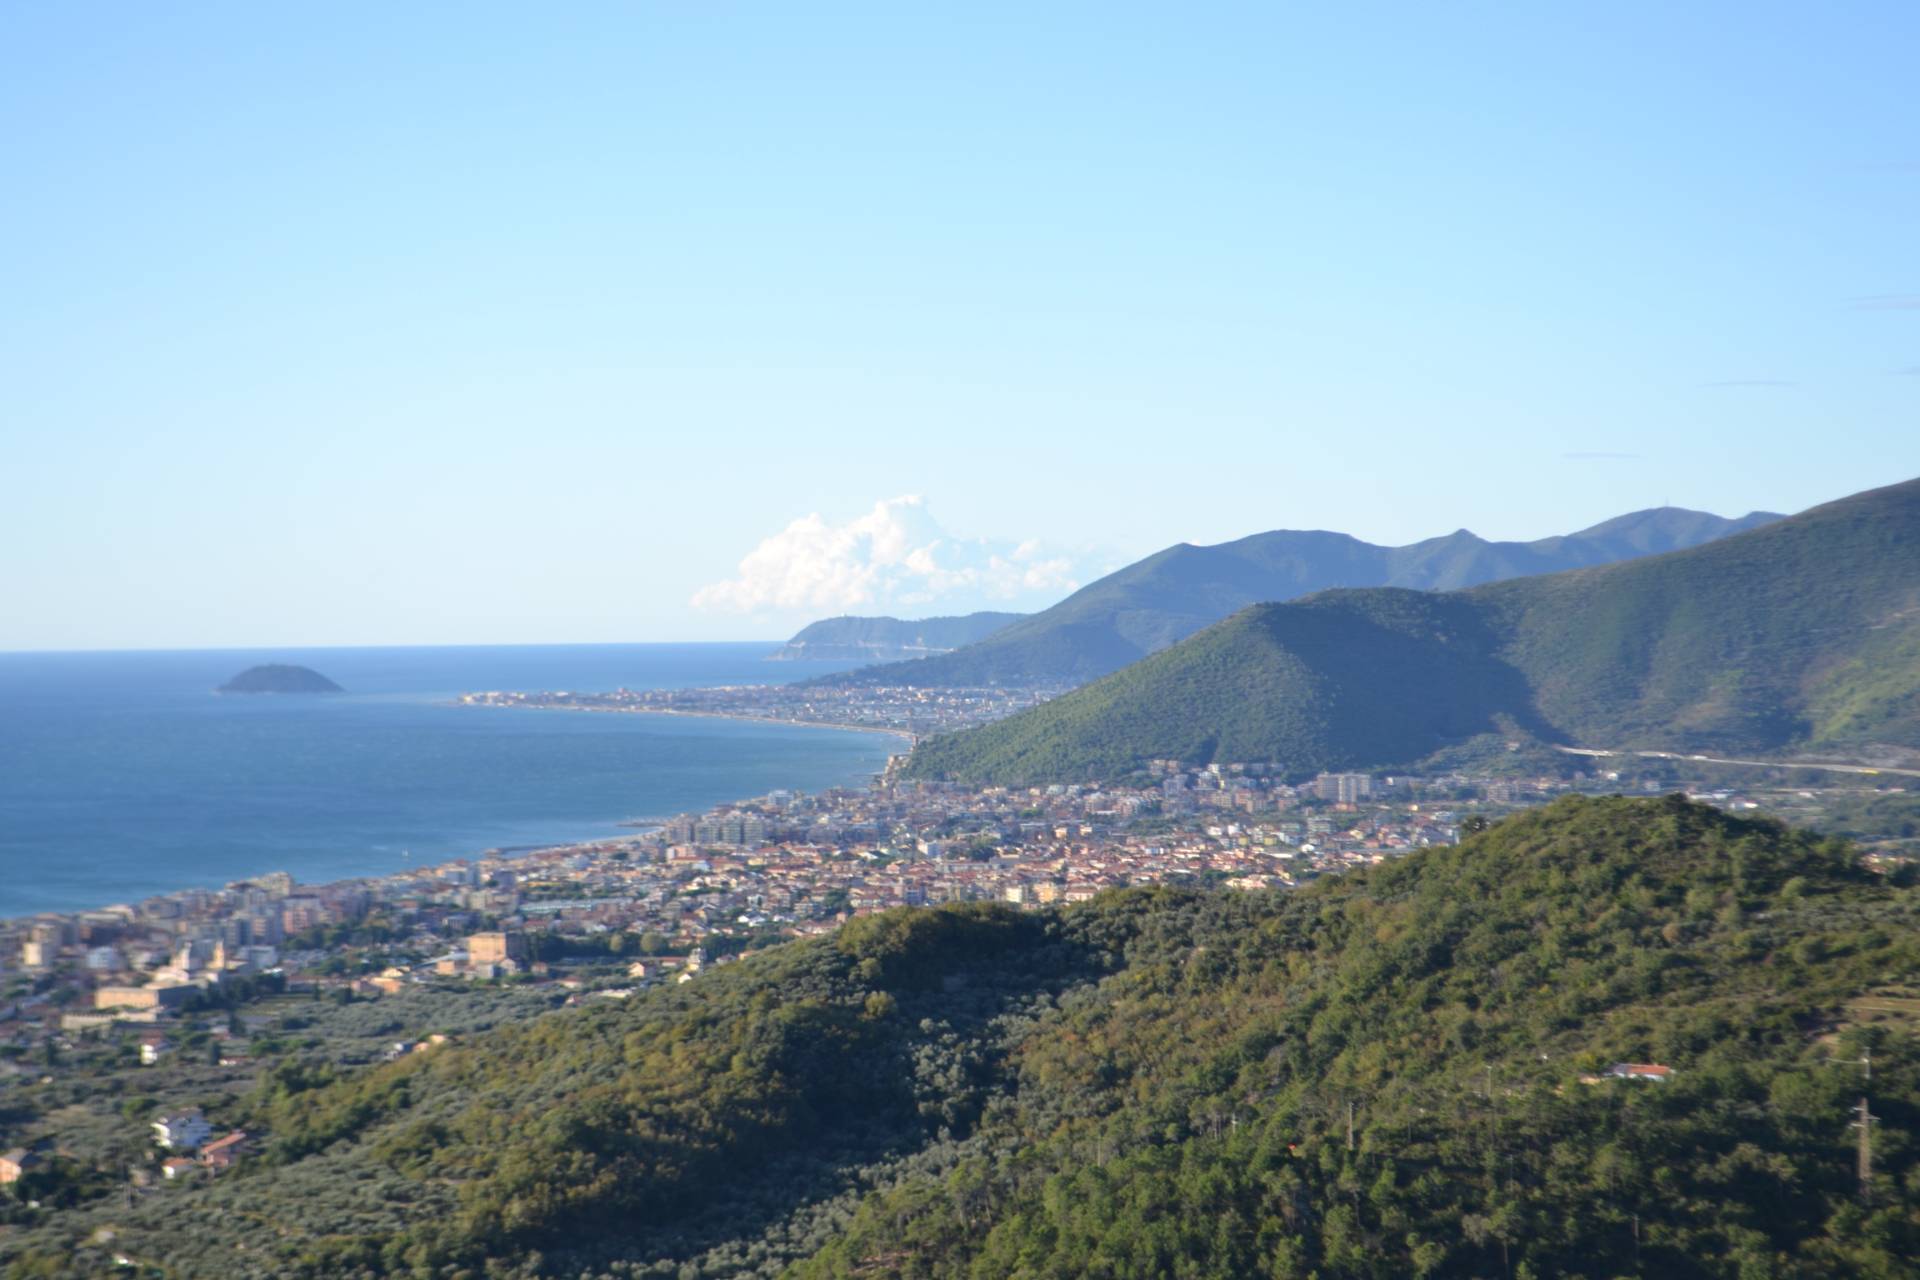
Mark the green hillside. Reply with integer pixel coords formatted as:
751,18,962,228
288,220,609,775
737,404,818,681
8,798,1917,1277
905,477,1920,784
1483,477,1920,749
827,507,1779,689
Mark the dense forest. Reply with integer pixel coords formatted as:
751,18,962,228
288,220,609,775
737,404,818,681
904,476,1920,784
4,797,1917,1277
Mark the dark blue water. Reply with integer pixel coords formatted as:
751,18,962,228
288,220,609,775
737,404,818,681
0,645,890,918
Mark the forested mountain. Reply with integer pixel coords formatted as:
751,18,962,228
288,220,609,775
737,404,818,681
8,797,1917,1277
905,477,1920,785
825,506,1780,689
768,612,1024,663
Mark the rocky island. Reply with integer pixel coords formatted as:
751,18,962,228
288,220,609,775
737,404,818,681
216,663,344,694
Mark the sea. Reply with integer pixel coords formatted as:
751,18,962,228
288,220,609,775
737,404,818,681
0,644,895,919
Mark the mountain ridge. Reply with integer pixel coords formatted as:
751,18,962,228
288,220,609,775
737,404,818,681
823,505,1782,689
903,478,1919,783
768,611,1025,663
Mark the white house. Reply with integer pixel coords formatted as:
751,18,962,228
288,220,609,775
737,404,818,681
152,1108,213,1151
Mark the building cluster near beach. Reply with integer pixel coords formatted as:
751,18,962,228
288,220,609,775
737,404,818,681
3,759,1904,1039
457,681,1056,737
0,767,1504,1035
0,760,1764,1027
3,763,1904,1011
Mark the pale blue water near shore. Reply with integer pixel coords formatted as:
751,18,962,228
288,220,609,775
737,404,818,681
0,644,891,919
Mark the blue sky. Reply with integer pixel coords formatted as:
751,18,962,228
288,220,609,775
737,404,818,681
3,3,1916,649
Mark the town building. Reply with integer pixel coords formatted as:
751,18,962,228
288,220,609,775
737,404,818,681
139,1030,173,1065
198,1130,250,1173
0,1148,46,1186
1605,1062,1673,1082
152,1109,213,1151
466,931,529,967
1313,773,1374,804
94,982,194,1012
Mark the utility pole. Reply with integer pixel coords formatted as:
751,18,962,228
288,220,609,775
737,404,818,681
1852,1097,1875,1202
1486,1064,1498,1152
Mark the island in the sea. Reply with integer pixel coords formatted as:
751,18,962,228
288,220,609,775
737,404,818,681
216,663,344,694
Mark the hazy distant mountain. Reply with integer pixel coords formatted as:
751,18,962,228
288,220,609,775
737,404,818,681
829,506,1782,689
904,478,1919,783
769,611,1025,663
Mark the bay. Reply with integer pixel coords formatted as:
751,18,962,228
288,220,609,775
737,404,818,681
0,643,892,918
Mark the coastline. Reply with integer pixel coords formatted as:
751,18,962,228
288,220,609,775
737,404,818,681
5,717,902,925
1,733,900,924
461,699,919,746
2,644,907,923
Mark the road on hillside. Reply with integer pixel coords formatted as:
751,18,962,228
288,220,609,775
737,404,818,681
1553,746,1920,781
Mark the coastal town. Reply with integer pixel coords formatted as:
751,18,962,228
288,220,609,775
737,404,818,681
6,755,1911,1044
4,764,1483,1046
457,681,1057,737
1,744,1912,1209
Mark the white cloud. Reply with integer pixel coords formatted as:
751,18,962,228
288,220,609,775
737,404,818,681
692,496,1088,617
